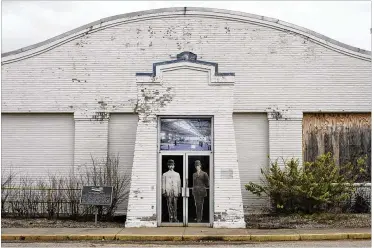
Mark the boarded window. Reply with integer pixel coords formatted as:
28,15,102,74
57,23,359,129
303,113,371,182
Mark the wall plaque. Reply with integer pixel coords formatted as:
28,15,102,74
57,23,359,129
221,169,233,179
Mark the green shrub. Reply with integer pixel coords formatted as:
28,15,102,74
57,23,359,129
245,152,367,214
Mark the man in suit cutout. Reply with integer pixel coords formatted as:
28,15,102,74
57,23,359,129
162,159,181,222
192,160,209,223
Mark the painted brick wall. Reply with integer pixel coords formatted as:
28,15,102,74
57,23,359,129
268,111,303,166
1,8,371,225
73,111,109,172
2,10,371,115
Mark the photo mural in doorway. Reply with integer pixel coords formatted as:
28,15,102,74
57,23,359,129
162,158,182,223
160,118,212,151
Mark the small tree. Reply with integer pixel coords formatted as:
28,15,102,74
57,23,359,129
245,152,367,214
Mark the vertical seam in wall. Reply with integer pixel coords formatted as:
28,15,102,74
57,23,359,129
72,114,76,175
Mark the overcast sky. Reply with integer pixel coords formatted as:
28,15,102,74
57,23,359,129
1,1,372,53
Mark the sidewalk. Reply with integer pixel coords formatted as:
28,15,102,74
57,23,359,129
2,227,371,242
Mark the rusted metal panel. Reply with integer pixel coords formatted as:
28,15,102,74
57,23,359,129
303,113,371,182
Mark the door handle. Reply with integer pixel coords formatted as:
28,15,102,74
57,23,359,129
181,187,190,197
181,187,185,197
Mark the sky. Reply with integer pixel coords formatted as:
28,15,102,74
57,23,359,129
1,1,372,53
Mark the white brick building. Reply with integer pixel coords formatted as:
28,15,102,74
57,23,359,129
2,8,371,228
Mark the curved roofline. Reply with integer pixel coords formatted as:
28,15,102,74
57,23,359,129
2,7,371,59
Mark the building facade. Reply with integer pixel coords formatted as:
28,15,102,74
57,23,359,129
2,8,371,228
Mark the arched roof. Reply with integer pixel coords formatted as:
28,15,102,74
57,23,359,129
2,7,371,62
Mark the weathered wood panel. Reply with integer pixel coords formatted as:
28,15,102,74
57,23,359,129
303,113,371,182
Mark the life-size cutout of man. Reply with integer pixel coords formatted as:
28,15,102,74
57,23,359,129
162,159,181,222
192,160,209,223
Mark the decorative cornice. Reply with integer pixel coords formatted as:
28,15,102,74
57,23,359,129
136,52,235,85
2,7,371,63
136,51,235,77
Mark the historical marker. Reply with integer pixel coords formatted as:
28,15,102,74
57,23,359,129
80,186,113,206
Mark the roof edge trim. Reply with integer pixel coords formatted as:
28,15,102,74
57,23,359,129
1,7,371,58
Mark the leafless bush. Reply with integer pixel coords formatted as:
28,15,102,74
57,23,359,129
45,175,66,219
2,155,130,220
1,169,17,216
63,172,81,218
9,176,40,217
80,155,131,219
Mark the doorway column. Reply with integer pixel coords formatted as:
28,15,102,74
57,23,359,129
125,113,158,227
213,113,246,228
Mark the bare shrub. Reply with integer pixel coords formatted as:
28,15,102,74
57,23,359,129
80,155,131,219
45,175,66,219
2,155,130,220
12,176,39,217
63,173,81,218
1,169,17,216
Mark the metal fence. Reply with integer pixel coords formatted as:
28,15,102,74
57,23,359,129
345,183,371,213
2,183,370,218
1,187,97,218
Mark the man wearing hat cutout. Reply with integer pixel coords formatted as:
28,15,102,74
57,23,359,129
162,159,181,222
192,160,210,223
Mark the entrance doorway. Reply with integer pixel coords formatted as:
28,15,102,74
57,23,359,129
158,153,212,227
157,116,213,227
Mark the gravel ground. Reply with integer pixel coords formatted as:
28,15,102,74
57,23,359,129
1,218,124,228
245,213,371,229
1,213,371,229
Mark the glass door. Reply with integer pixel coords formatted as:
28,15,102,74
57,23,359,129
158,153,212,227
159,154,185,226
186,154,212,226
158,117,213,227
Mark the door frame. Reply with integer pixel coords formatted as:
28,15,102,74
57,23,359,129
157,116,214,227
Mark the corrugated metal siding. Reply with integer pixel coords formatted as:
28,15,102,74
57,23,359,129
1,114,74,183
233,113,269,213
108,113,138,214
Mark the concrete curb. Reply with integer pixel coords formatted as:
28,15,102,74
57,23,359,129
2,233,371,242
